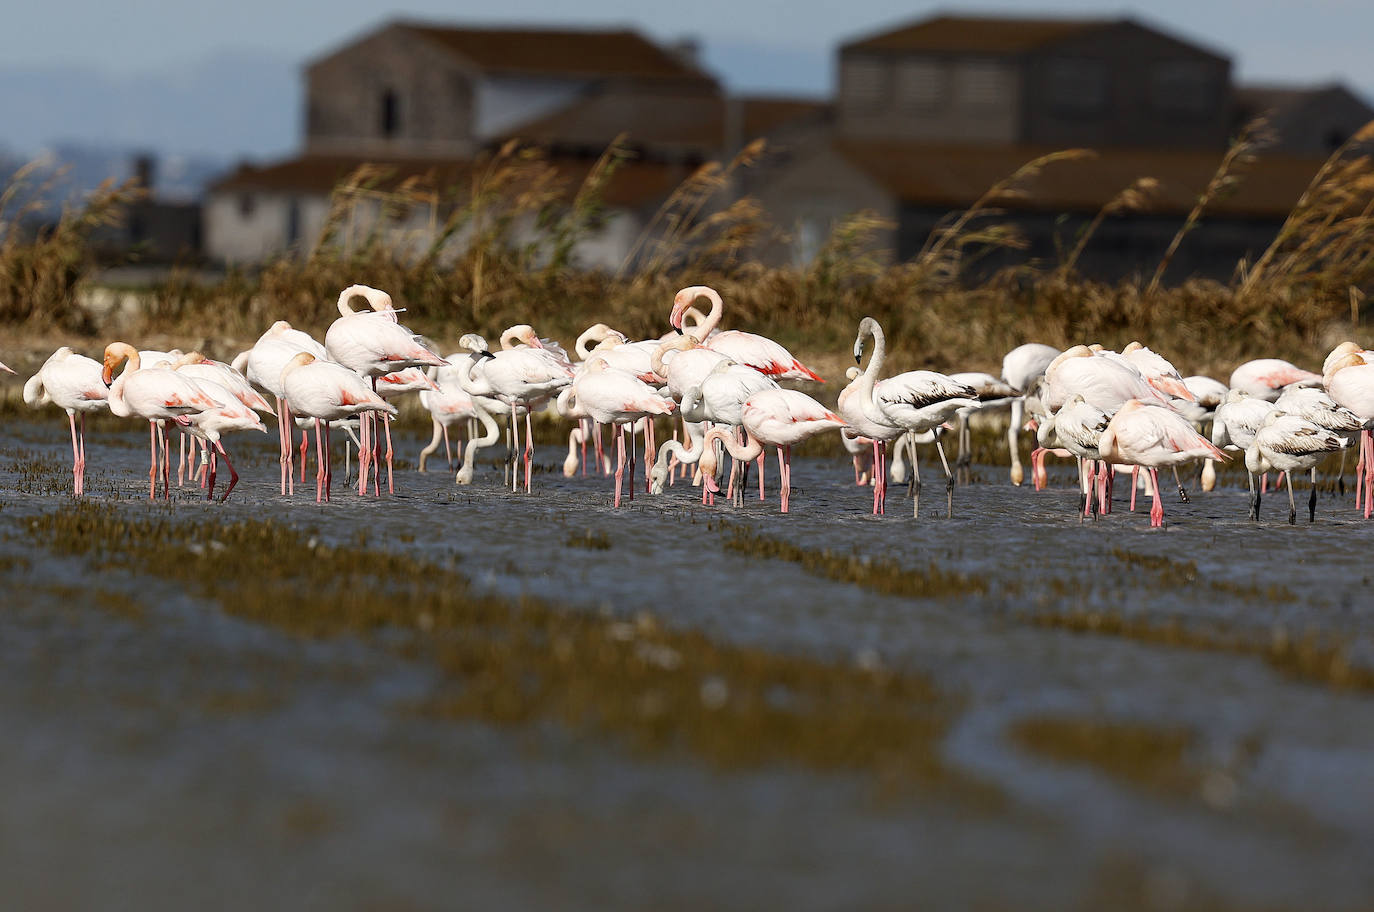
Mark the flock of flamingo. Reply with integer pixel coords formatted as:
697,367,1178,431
7,282,1374,527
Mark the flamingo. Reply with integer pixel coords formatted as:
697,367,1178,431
840,338,905,515
1120,342,1195,401
698,388,847,513
180,379,267,501
102,342,218,499
1182,375,1229,491
458,330,573,493
418,357,480,473
238,321,327,495
1229,358,1321,401
947,371,1018,485
22,347,110,496
570,355,676,507
1213,390,1282,506
1246,413,1348,523
1324,350,1374,517
1001,342,1059,485
280,352,397,502
324,284,445,495
1048,394,1111,518
852,317,979,518
653,360,777,501
1097,400,1227,527
1044,345,1173,414
671,286,824,382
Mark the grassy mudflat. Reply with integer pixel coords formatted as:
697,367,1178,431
3,416,1374,909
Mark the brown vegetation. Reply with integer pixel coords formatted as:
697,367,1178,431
5,120,1374,382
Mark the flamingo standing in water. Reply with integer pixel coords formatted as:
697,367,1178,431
1246,413,1348,524
22,347,109,496
840,334,906,515
1047,394,1111,518
1098,400,1226,527
671,286,824,382
571,355,676,507
698,388,847,513
280,353,397,502
324,284,445,495
1324,349,1374,517
236,321,327,495
458,330,573,493
1002,342,1059,485
102,342,217,499
418,356,480,473
851,317,979,518
180,379,267,501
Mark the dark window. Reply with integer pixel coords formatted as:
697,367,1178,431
1149,61,1214,118
1048,58,1107,116
286,198,301,245
380,89,400,138
238,193,255,219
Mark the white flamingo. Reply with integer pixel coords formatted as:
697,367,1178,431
22,347,110,496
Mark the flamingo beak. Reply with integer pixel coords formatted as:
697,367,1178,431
101,365,114,385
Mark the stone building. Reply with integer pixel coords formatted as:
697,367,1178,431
750,13,1374,279
206,14,1374,281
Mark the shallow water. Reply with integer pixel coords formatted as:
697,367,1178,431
3,416,1374,911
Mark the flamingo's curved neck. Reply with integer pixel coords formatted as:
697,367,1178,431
458,405,501,481
337,284,392,317
714,426,764,463
856,321,889,426
683,287,721,342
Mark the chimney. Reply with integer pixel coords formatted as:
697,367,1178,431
668,36,700,68
133,153,156,192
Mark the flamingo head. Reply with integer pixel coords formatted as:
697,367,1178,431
1325,351,1368,386
101,342,139,385
497,324,542,350
671,285,715,329
853,317,881,364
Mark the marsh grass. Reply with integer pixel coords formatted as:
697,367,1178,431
4,125,1374,382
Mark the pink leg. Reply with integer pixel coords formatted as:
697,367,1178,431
1355,431,1366,510
524,411,533,494
78,413,87,497
613,424,625,508
161,424,171,499
758,452,766,501
298,426,309,484
595,422,606,476
442,424,453,469
206,444,216,500
178,433,187,487
357,411,370,497
644,418,656,493
1130,466,1139,512
872,441,881,514
1149,468,1164,527
148,422,158,499
278,399,291,496
323,421,332,502
1081,460,1091,517
215,441,240,501
67,413,81,498
1365,431,1374,518
315,418,326,503
627,422,636,502
385,412,396,495
580,419,588,477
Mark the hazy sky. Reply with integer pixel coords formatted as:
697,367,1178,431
15,0,1374,90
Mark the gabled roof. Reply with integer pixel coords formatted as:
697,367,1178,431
312,20,715,84
834,140,1324,219
1235,82,1374,118
842,13,1113,54
841,13,1229,62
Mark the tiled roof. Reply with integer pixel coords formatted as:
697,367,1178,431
209,153,688,210
835,140,1324,219
398,23,713,82
843,14,1113,54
